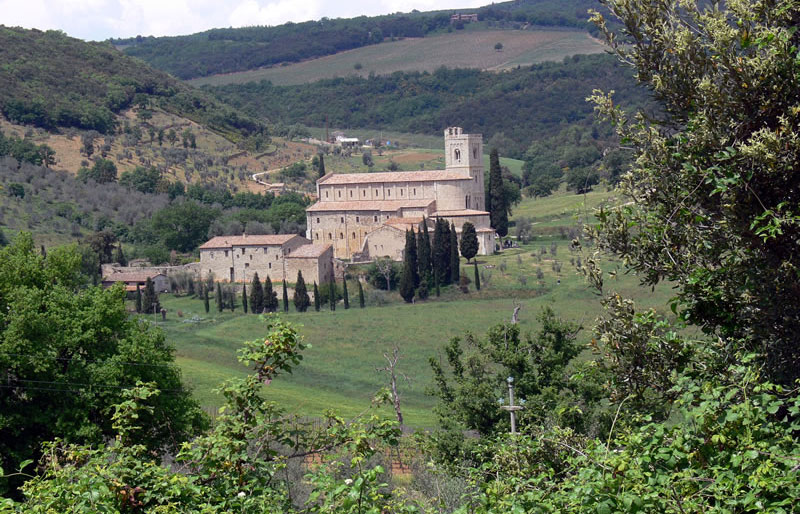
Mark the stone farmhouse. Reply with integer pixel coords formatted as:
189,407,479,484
198,234,333,285
306,127,496,260
101,270,170,293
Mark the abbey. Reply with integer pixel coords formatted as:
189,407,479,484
306,127,496,260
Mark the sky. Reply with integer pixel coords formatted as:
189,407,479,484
0,0,488,41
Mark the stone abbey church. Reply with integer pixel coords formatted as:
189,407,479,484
199,128,495,285
306,127,496,260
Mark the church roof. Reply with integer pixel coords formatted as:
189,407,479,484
306,199,435,212
433,209,490,217
199,234,301,250
384,217,424,226
318,170,470,185
287,244,332,258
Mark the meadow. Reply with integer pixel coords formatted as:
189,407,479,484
188,29,606,87
154,190,674,429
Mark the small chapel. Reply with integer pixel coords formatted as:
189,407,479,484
306,127,496,261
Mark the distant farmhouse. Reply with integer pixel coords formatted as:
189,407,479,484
102,270,170,293
450,13,478,23
306,127,495,261
196,127,495,283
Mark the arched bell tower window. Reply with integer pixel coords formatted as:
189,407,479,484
473,146,478,159
454,149,461,162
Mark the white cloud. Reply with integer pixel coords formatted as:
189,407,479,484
229,0,323,28
0,0,493,40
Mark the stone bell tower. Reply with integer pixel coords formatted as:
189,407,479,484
444,127,484,210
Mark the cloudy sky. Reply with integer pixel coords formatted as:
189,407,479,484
0,0,487,41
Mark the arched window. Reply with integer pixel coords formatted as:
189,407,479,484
352,232,356,239
454,148,461,162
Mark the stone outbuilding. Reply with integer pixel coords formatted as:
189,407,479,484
198,234,332,285
102,271,170,293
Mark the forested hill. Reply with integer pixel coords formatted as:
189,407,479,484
0,26,263,138
207,53,647,160
117,0,612,80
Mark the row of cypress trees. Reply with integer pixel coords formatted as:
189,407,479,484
399,218,480,303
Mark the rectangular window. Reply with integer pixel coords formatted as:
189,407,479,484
241,248,245,255
341,217,344,223
224,250,229,257
374,216,377,222
338,190,341,197
269,263,272,269
245,263,249,268
362,190,366,197
263,247,268,253
316,218,320,223
350,190,353,197
325,191,329,198
356,216,359,222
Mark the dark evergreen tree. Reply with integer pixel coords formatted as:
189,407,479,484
450,222,460,284
358,280,365,308
460,222,479,262
113,244,127,266
399,250,415,303
229,286,236,312
203,285,210,313
329,272,336,311
418,218,432,285
250,273,263,314
342,275,350,309
318,153,326,178
135,284,142,313
293,271,310,312
215,282,223,312
432,219,447,287
142,277,159,315
489,148,509,237
314,282,320,312
438,219,452,285
435,269,441,297
264,276,278,312
474,260,481,291
242,283,248,313
405,229,419,288
282,280,289,312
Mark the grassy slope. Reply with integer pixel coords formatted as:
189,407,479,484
189,29,605,87
155,189,672,428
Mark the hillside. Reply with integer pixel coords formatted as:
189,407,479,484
189,28,606,87
207,53,648,160
0,26,262,139
117,0,612,80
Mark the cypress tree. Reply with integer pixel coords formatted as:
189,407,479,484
342,275,350,309
229,286,236,312
282,280,289,312
314,282,320,312
474,260,481,291
250,273,263,314
142,277,159,315
329,272,336,311
203,285,210,313
216,282,223,312
442,221,452,285
114,244,127,266
293,271,310,312
418,218,432,284
358,280,365,308
242,283,248,313
435,269,441,297
406,229,419,288
432,219,445,287
489,148,508,237
460,222,479,263
450,222,460,284
264,276,278,312
318,153,326,178
135,284,142,313
399,249,415,303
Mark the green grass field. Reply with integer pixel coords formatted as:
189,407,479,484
188,29,606,87
153,189,671,429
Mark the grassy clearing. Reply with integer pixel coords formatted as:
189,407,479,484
154,187,667,429
188,29,606,87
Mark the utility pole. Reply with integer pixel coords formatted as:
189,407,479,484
500,376,523,434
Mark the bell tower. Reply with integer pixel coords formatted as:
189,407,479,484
444,127,484,210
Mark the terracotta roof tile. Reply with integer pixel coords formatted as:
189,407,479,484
433,209,490,216
306,199,434,212
385,217,423,226
319,170,471,185
199,234,301,250
287,244,332,258
102,271,164,283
